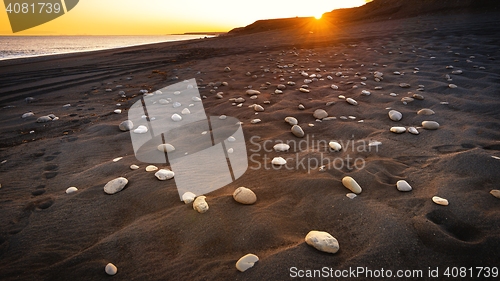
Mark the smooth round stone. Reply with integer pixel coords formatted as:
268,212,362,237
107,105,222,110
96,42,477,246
103,177,128,195
413,93,425,100
417,108,435,115
105,263,117,276
112,157,123,162
236,254,259,272
224,66,231,72
234,97,245,103
361,90,371,96
157,143,175,153
408,127,419,135
329,141,342,151
37,116,52,123
251,119,261,124
193,196,209,213
133,125,148,134
130,164,139,170
66,187,78,194
432,196,449,206
390,126,406,134
305,230,339,254
285,117,298,126
490,190,500,199
145,165,158,172
254,105,265,112
448,84,458,89
401,97,414,103
298,104,305,110
233,187,257,204
22,112,35,118
182,192,196,204
181,108,191,115
271,157,287,166
346,193,357,199
399,83,411,88
388,110,402,121
114,109,122,114
246,89,261,95
155,169,175,180
277,84,286,90
273,143,290,152
396,180,412,192
171,114,182,122
313,109,328,119
422,121,440,130
291,125,305,138
346,98,358,105
119,120,134,131
159,99,169,105
299,88,310,93
342,176,362,194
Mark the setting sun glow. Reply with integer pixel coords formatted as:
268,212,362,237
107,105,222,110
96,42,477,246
0,0,371,35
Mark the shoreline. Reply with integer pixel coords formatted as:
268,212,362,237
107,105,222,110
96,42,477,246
0,34,215,62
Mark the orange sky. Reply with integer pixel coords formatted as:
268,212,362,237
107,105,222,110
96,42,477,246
1,0,371,35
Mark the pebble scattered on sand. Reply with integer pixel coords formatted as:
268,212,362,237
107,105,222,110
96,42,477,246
66,187,78,194
285,117,298,126
346,193,357,199
274,143,290,152
329,141,342,151
182,192,196,204
271,157,287,166
236,254,259,272
251,119,261,124
22,112,34,118
490,190,500,199
417,108,435,115
233,187,257,204
432,196,449,206
388,110,402,121
155,169,175,180
130,164,139,170
193,196,209,213
291,125,305,138
158,143,175,153
342,176,362,194
298,104,305,110
119,120,134,131
422,121,440,130
299,88,310,93
408,127,419,135
413,93,424,100
390,126,406,134
224,67,231,72
246,89,261,95
146,165,158,172
36,116,53,123
346,98,358,105
399,83,411,88
254,104,265,112
104,177,128,195
305,230,339,254
114,109,122,114
171,114,183,122
313,109,328,119
105,263,117,276
448,84,458,89
396,180,412,192
112,157,123,162
133,125,148,134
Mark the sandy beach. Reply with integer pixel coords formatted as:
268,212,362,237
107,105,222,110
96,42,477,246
1,4,500,280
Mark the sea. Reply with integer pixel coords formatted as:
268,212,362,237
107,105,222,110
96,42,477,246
0,35,213,61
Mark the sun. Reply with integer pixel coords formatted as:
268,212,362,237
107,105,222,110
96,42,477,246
314,13,323,20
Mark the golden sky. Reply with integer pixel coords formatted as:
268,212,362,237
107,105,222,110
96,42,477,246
1,0,371,35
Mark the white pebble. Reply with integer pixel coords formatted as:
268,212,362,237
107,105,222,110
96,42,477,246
305,230,339,254
422,121,439,130
171,114,182,122
103,177,128,195
432,196,449,206
114,109,122,114
66,187,78,194
112,157,123,162
291,125,305,138
346,193,357,199
448,84,457,89
193,196,209,213
233,187,257,205
182,192,196,204
105,263,117,276
342,176,362,194
181,108,191,115
155,169,175,180
346,98,358,105
146,165,158,172
271,157,287,166
157,143,175,153
251,119,261,124
130,164,139,170
490,190,500,199
390,127,406,134
388,110,402,121
396,180,412,192
274,143,290,152
328,141,342,151
408,127,419,135
285,116,298,126
236,254,259,272
133,125,148,134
